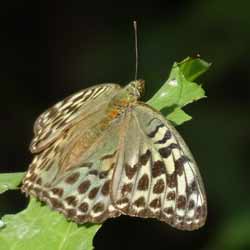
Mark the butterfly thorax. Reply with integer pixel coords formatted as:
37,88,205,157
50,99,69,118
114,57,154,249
106,79,145,119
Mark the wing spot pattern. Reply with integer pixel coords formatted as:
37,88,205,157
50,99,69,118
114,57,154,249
78,180,91,194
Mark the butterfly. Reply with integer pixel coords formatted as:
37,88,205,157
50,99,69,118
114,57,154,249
21,80,207,230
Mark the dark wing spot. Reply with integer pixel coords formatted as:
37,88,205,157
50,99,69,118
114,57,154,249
166,174,176,188
133,197,146,207
99,170,109,179
159,143,180,158
139,150,151,165
153,179,165,194
187,180,197,196
121,183,133,195
65,172,80,184
191,180,197,192
76,215,88,224
88,170,98,176
152,161,165,178
88,187,100,199
101,180,111,196
116,197,129,206
93,202,105,213
78,180,91,194
125,163,138,179
155,130,171,144
195,206,202,219
137,174,149,191
66,209,76,217
42,190,50,199
195,205,206,219
78,202,89,213
65,196,78,206
167,191,176,200
148,124,164,138
177,195,187,209
49,197,64,209
36,177,42,185
149,198,161,209
188,200,195,210
51,188,64,197
175,156,190,176
164,207,174,215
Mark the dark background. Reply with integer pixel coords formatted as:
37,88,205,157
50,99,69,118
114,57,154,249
1,1,250,250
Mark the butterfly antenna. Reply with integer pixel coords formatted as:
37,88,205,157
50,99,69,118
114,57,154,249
133,20,139,80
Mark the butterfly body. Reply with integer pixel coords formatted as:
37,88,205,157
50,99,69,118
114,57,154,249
22,80,207,230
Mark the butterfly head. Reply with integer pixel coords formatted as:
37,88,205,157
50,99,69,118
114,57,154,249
109,80,145,110
125,79,145,100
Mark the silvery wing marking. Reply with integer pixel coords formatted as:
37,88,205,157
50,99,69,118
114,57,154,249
31,84,121,153
111,103,207,230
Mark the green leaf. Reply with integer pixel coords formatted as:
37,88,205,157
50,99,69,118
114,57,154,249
147,57,210,125
178,56,211,82
0,198,100,250
166,108,192,126
0,172,25,194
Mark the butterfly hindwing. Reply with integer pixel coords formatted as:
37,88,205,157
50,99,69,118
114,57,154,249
111,103,207,230
22,111,124,223
31,84,120,153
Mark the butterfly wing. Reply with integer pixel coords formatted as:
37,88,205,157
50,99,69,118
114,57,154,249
22,109,126,223
111,103,207,230
31,84,121,153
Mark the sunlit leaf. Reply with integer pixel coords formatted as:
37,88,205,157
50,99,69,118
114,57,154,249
0,172,25,194
0,198,100,250
147,57,210,125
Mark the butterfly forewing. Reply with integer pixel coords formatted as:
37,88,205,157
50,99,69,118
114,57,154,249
111,103,207,230
31,84,120,153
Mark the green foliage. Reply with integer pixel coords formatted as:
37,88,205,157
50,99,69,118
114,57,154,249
147,57,210,125
0,57,209,250
0,172,25,194
206,211,250,250
0,198,100,250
